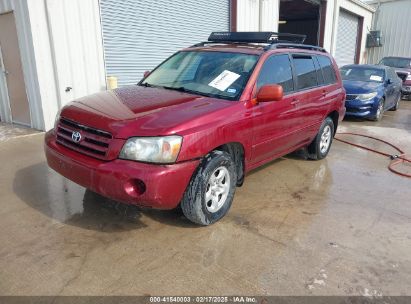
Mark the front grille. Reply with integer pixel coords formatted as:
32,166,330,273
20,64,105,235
56,117,112,159
345,94,358,101
396,72,408,82
346,106,362,113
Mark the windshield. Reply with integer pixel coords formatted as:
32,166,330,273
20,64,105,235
140,51,259,100
379,57,411,68
340,67,385,83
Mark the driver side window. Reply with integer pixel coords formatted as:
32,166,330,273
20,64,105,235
257,54,294,93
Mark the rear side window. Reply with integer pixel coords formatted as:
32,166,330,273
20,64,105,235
292,55,318,90
257,54,294,93
317,55,337,85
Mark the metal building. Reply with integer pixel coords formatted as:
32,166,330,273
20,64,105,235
100,0,230,87
367,0,411,64
0,0,374,131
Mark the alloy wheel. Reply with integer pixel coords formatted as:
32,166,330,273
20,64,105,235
205,166,231,213
320,125,332,154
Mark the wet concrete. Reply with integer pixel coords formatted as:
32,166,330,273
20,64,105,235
0,122,40,143
1,102,411,296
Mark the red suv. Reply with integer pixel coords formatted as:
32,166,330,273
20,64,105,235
45,32,345,225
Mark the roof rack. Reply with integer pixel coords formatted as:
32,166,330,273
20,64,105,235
190,32,327,53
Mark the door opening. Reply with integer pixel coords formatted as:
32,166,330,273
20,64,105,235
0,12,31,126
279,0,323,46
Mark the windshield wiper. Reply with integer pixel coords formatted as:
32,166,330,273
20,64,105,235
139,82,156,88
161,86,192,93
161,86,220,98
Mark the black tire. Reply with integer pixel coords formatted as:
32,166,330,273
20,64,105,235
372,99,384,121
307,117,334,160
181,150,237,225
391,94,400,111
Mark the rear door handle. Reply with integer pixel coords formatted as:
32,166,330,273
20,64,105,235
322,90,327,97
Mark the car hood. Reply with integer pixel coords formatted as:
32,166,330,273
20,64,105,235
343,80,383,94
60,85,236,139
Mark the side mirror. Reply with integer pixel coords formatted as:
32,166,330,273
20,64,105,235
256,84,284,102
386,78,392,85
143,70,151,78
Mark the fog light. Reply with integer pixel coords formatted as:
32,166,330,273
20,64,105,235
124,179,146,197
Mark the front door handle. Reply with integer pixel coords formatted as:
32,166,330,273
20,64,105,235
322,89,327,97
291,98,299,105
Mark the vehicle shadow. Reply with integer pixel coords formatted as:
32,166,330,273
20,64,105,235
13,162,198,231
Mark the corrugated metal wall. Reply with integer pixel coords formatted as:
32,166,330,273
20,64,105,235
367,0,411,64
237,0,279,31
44,0,106,107
100,0,229,87
0,0,106,130
335,10,359,66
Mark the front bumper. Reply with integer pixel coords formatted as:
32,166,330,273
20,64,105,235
45,131,199,209
344,98,379,118
401,85,411,95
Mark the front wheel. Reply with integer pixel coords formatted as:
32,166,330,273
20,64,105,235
372,99,384,121
307,117,334,160
181,150,237,225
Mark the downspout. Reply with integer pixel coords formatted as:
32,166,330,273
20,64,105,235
330,0,339,56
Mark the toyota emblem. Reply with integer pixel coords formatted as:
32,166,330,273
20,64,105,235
71,131,82,143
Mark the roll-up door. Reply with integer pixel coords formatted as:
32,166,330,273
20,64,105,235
335,10,359,67
100,0,230,87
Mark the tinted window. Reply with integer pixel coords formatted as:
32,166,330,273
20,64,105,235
380,57,411,68
314,57,325,85
257,54,294,93
317,55,337,85
292,55,318,90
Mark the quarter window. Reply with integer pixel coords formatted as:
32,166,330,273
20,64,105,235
317,55,337,85
257,54,294,93
292,55,318,90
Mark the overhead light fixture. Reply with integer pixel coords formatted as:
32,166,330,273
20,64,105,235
279,20,287,24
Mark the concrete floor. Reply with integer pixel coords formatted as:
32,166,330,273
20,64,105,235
0,122,40,143
1,102,411,296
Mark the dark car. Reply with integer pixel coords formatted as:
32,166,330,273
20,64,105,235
340,64,402,121
45,32,345,225
379,57,411,100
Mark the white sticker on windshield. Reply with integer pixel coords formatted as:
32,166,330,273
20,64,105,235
370,75,383,82
208,70,241,91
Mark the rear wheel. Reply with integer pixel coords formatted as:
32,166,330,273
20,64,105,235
391,94,400,111
181,150,237,225
307,117,334,160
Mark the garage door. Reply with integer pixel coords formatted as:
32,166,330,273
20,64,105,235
335,10,359,67
100,0,230,87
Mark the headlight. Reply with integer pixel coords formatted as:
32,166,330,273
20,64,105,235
120,136,182,163
357,92,378,101
406,75,411,81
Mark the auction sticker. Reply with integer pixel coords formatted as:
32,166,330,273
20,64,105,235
209,70,241,91
370,75,383,82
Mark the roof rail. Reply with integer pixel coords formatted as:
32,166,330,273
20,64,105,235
268,43,327,52
190,32,327,53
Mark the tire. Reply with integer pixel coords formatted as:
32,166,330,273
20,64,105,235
181,150,237,225
391,94,400,111
307,117,334,160
372,99,384,121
